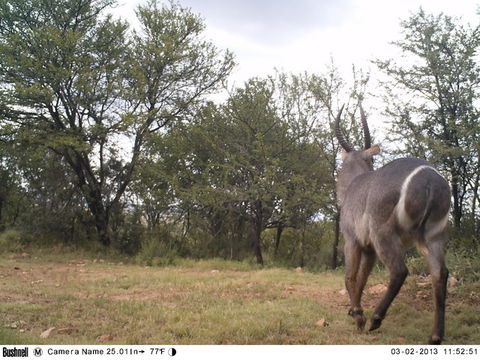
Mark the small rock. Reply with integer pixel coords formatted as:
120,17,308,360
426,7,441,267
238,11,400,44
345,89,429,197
96,334,113,342
68,260,84,265
210,270,220,274
368,284,387,295
57,327,76,335
338,289,348,296
315,318,329,327
295,267,303,273
448,276,458,288
40,327,56,338
416,290,428,299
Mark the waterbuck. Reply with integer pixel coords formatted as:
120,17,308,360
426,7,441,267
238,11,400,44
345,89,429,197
335,104,450,344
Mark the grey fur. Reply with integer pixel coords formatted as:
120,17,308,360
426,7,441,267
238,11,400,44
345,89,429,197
336,106,451,345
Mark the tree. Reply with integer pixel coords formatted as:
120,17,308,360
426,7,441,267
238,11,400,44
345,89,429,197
0,0,234,245
308,63,370,268
376,9,480,233
137,76,330,265
0,141,24,230
219,77,331,265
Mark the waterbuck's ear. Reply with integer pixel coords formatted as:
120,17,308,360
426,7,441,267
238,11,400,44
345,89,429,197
363,144,381,158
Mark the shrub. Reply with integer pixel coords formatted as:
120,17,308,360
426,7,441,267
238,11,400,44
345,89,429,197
406,254,429,276
446,248,480,283
0,229,24,253
405,247,480,283
135,227,178,266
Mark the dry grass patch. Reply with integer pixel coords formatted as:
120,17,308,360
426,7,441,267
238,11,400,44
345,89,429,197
1,252,479,344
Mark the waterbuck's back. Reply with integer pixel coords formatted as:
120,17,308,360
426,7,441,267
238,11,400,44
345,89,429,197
342,158,451,247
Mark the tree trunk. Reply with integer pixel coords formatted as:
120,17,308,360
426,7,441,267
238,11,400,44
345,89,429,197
84,186,112,247
0,196,4,231
274,224,284,257
331,210,340,269
252,220,264,265
471,169,480,249
299,227,306,268
252,200,264,266
93,208,112,247
451,178,462,230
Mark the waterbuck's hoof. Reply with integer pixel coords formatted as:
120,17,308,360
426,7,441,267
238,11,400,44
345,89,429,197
355,314,367,331
368,315,383,331
428,336,442,345
348,309,366,331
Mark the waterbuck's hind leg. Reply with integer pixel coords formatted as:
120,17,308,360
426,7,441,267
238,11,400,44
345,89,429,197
423,232,448,345
369,236,408,332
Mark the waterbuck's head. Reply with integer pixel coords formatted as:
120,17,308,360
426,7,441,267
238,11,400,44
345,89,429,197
335,104,380,206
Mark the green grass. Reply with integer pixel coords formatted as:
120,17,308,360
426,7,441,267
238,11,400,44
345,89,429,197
1,249,479,345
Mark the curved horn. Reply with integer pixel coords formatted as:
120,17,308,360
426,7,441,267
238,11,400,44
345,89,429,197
359,103,371,149
335,105,354,152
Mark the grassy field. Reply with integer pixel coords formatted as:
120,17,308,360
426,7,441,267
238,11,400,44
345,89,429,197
1,247,479,345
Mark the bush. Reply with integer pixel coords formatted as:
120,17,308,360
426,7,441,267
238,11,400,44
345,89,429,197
405,247,480,283
114,220,144,255
135,226,179,266
262,222,340,271
406,254,429,276
0,229,24,253
447,248,480,283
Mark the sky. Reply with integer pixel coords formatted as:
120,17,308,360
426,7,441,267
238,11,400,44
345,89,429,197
110,0,479,136
111,0,479,85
